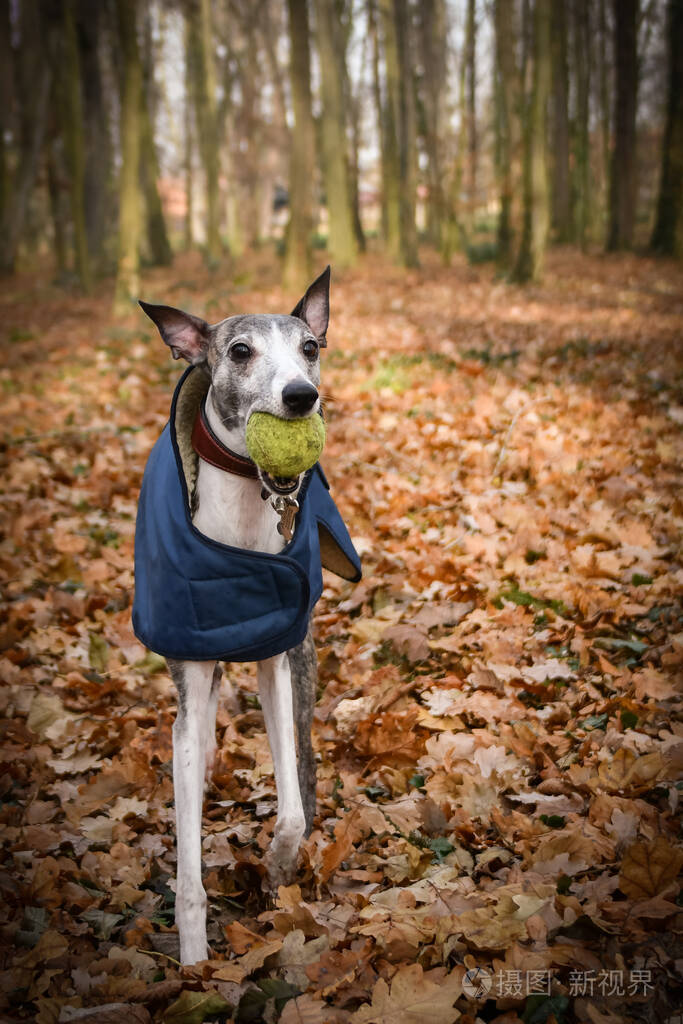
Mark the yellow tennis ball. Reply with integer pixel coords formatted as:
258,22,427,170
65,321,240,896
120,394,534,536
245,412,325,478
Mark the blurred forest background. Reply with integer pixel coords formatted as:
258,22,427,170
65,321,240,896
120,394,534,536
1,0,682,310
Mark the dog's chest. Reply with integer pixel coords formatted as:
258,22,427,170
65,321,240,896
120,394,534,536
193,461,286,554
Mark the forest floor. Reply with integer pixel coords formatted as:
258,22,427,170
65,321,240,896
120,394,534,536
1,247,682,1024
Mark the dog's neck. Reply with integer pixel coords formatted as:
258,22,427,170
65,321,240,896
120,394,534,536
191,386,285,554
204,388,249,459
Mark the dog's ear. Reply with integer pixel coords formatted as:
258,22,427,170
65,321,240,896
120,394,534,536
290,265,330,346
139,300,210,364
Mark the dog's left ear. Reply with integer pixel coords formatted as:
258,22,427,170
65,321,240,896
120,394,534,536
139,300,210,364
290,265,330,346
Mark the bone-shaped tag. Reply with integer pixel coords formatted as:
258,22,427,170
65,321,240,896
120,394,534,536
272,496,299,542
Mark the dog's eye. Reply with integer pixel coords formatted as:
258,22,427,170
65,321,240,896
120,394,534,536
302,339,319,359
229,342,252,362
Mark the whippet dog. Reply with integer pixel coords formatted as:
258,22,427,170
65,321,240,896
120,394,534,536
134,269,360,964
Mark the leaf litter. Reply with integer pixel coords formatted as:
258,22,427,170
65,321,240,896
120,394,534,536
0,249,682,1022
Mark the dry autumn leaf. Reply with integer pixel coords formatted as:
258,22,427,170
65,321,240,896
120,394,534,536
350,963,462,1024
619,837,683,899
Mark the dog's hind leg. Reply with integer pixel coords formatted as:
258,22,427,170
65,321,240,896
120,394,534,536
204,662,222,781
168,658,216,964
258,652,306,889
288,627,318,836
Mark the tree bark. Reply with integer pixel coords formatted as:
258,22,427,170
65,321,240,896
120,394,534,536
493,0,521,268
598,0,610,240
607,0,638,250
113,0,142,314
77,0,112,274
184,13,194,252
394,0,418,266
140,8,172,267
368,0,389,243
513,0,551,283
0,0,13,239
550,1,571,242
315,0,357,267
465,0,477,233
62,0,91,291
283,0,315,288
650,0,683,256
187,0,222,268
47,140,68,277
441,19,468,263
418,0,446,249
340,7,366,254
573,0,590,248
378,0,417,266
0,0,52,276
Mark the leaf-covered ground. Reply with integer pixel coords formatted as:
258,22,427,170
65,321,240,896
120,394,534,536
1,249,682,1024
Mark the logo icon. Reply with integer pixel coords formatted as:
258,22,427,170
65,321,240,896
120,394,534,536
463,966,493,1000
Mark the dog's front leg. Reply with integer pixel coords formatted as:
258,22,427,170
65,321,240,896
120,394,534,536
257,652,306,889
168,659,216,964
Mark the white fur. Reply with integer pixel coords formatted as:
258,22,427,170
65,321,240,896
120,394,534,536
172,384,306,964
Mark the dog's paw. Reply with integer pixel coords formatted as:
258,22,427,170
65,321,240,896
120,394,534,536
264,850,298,892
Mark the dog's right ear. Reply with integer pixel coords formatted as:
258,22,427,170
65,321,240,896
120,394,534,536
290,266,330,346
139,300,210,364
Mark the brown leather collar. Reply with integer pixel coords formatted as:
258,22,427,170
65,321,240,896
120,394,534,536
191,401,260,479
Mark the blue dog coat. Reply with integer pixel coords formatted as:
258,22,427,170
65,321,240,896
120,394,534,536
132,367,361,662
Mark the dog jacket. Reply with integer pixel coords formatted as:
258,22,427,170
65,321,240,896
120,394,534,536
132,366,361,662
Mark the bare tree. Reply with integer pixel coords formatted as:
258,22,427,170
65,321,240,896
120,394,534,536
283,0,315,287
513,0,551,282
650,0,683,256
493,0,522,268
315,0,358,267
607,0,638,250
113,0,142,313
551,1,571,242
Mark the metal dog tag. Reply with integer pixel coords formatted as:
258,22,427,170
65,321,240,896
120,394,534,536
272,496,299,542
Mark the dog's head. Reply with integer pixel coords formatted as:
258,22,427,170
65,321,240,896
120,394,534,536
140,267,329,437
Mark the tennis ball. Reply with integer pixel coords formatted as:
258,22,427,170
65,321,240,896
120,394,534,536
245,412,325,478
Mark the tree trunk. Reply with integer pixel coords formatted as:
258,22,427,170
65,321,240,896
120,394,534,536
394,0,418,266
340,11,366,254
113,0,142,314
188,0,222,268
140,99,173,266
77,0,112,274
493,0,521,268
573,0,590,248
513,0,551,283
607,0,638,250
598,0,610,241
550,1,571,242
368,0,389,243
315,0,357,267
139,10,172,268
441,20,468,263
62,0,91,291
184,13,194,252
418,0,446,249
650,0,683,256
283,0,315,288
47,140,68,276
465,0,477,233
0,0,52,276
378,0,417,266
0,0,13,238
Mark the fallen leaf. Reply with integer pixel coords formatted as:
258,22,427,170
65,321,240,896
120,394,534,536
619,837,683,899
351,963,462,1024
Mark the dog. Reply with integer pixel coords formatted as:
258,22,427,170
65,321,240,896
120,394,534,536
133,268,361,964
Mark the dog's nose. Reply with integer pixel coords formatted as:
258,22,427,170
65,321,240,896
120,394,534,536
282,379,319,415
